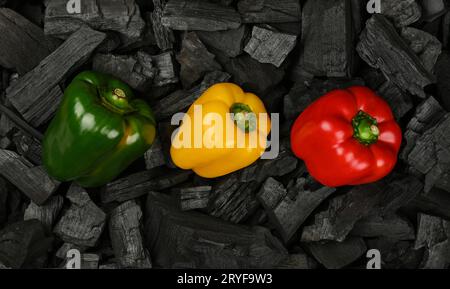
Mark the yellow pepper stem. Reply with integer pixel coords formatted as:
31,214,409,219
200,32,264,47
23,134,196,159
230,103,256,133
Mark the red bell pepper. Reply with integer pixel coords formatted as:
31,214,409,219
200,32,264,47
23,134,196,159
290,86,402,187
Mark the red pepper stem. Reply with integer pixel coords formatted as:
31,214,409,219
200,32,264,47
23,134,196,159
230,103,256,133
352,110,379,145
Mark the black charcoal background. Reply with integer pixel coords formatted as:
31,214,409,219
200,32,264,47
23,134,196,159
0,0,449,269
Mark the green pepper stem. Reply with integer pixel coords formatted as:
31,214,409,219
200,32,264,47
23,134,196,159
113,88,126,99
352,110,379,145
100,88,135,115
230,103,256,133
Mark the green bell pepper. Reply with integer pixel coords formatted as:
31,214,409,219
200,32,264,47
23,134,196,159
43,71,156,188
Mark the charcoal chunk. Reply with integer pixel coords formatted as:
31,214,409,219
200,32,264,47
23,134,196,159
0,102,44,142
0,8,57,75
205,141,298,224
12,131,42,165
407,97,446,132
161,0,241,31
301,178,420,242
406,114,450,193
6,26,106,127
237,0,301,23
154,70,230,119
176,32,222,88
0,137,10,149
222,54,285,95
238,141,298,183
24,196,64,230
402,97,446,160
3,187,24,226
0,220,53,269
208,175,260,223
150,0,174,51
144,192,288,269
377,81,413,120
0,177,7,228
296,0,356,77
435,51,450,110
151,51,179,87
0,149,59,205
276,253,318,269
366,238,423,269
409,188,450,220
0,101,44,142
211,0,234,5
99,263,121,269
96,32,122,54
444,11,450,48
244,25,297,67
377,176,423,214
1,67,9,89
357,15,434,98
420,0,446,22
414,213,450,268
306,237,367,269
144,137,166,170
400,27,442,73
283,78,365,121
79,254,100,269
54,184,106,247
92,52,156,91
44,0,145,47
109,201,151,268
351,214,415,240
361,66,388,90
380,0,422,27
0,113,14,138
257,177,287,210
258,178,335,242
102,170,192,204
197,26,247,58
179,186,211,211
8,85,62,130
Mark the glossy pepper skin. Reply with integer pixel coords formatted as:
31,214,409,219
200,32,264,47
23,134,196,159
290,86,402,187
170,83,271,178
43,71,156,188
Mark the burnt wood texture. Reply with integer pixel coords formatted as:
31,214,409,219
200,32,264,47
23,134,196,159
0,0,449,269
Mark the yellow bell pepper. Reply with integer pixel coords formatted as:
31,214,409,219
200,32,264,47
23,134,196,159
170,83,271,178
